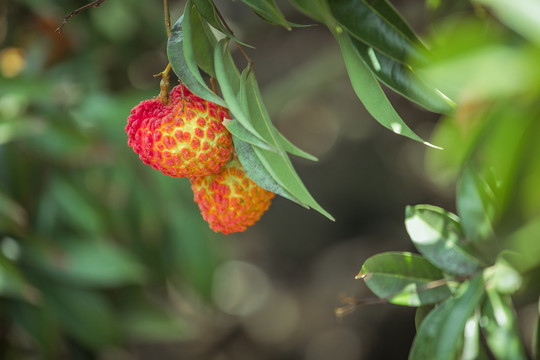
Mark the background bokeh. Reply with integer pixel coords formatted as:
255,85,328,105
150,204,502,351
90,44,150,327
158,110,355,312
1,1,465,359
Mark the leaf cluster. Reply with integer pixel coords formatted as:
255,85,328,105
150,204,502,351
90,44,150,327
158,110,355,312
166,0,456,219
357,2,540,358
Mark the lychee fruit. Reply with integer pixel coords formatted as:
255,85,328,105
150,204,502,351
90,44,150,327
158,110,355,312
126,84,233,178
190,157,275,234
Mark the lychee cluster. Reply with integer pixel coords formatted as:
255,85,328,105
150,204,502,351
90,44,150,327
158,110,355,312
126,84,274,234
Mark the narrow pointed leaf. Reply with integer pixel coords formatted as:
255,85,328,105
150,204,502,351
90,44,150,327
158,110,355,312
276,131,318,161
359,252,453,306
214,39,269,145
474,0,540,45
480,289,528,360
224,46,242,95
461,314,482,360
228,70,278,152
350,38,455,114
245,72,333,219
167,9,226,107
409,274,485,360
457,165,496,243
405,205,486,276
329,0,426,63
190,5,217,77
415,305,435,330
43,287,120,349
336,31,437,147
240,58,317,159
288,0,331,23
361,0,421,44
227,120,277,151
0,256,28,299
10,302,61,357
234,137,303,204
212,40,331,219
240,0,293,29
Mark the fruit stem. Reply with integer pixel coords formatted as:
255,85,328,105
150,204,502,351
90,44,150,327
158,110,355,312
163,0,171,37
155,63,172,104
56,0,107,33
155,0,172,103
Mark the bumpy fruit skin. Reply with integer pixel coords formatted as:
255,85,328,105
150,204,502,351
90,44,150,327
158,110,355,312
191,157,275,234
125,84,233,178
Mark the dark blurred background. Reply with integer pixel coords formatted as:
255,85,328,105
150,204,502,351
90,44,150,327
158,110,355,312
0,1,455,359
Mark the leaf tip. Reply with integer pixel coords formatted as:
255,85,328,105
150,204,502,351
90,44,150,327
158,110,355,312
423,141,443,150
355,271,367,280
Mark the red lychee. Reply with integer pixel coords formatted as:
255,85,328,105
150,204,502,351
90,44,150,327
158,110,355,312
190,157,275,234
126,84,233,178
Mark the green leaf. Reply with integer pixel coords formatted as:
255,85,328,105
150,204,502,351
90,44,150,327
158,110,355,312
409,274,485,360
41,240,146,287
288,0,332,23
0,255,28,299
276,131,318,161
457,165,496,243
460,313,484,360
190,4,217,77
9,302,61,358
415,305,435,330
232,65,316,160
240,0,294,30
358,252,453,306
50,176,104,234
43,287,121,349
328,0,426,63
214,39,269,145
474,0,540,45
405,205,486,276
0,189,26,229
213,40,331,219
227,120,277,152
226,68,278,152
412,18,540,102
244,72,333,220
480,289,528,360
425,111,491,186
335,31,437,147
234,137,302,204
167,5,227,107
507,218,540,273
349,38,454,114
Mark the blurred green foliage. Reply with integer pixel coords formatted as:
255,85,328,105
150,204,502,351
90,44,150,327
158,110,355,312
2,0,540,359
0,1,225,358
358,2,540,358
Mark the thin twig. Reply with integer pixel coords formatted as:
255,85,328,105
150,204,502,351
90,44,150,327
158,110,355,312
213,1,253,66
56,0,107,33
163,0,171,37
155,0,172,103
154,63,172,103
